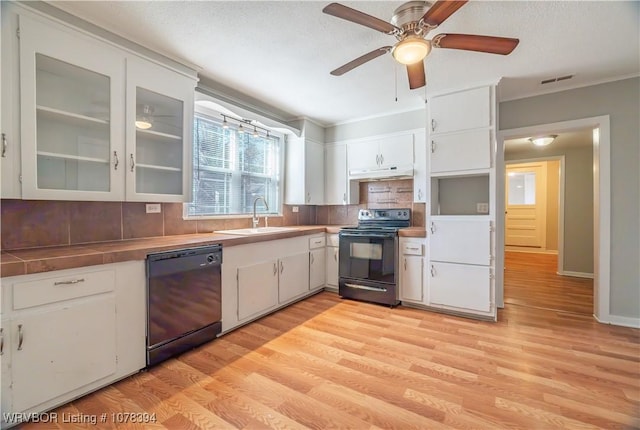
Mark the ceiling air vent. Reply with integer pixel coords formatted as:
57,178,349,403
540,74,574,85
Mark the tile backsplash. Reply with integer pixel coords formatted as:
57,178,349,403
0,178,424,250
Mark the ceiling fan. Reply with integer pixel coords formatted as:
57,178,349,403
323,0,519,89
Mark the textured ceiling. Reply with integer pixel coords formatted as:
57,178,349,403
51,1,640,126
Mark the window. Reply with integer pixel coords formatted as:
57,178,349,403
186,113,281,217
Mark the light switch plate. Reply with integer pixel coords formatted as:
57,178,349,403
476,203,489,214
146,203,161,214
292,206,299,213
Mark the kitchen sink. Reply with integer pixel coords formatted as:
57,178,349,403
215,226,299,235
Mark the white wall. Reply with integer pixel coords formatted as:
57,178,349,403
499,77,640,319
325,108,426,142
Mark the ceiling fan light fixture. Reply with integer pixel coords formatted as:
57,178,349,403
529,135,557,147
392,36,431,65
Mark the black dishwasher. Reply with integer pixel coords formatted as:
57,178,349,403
146,245,222,366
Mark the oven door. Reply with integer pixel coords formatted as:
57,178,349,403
339,231,397,284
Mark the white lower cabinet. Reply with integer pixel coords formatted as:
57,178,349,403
0,261,145,427
223,235,319,333
309,249,326,290
429,218,491,265
325,234,339,291
429,262,491,312
238,261,279,321
399,238,426,303
279,253,312,303
11,297,117,412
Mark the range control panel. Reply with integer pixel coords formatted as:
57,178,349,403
358,208,411,221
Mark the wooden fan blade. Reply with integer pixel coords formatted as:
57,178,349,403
407,61,426,90
433,33,519,55
330,47,391,76
323,3,398,34
421,0,468,27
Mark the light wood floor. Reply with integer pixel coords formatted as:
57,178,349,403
21,291,639,430
504,251,594,315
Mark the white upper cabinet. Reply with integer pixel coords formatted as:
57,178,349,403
19,14,125,201
285,136,324,205
324,144,358,205
429,86,491,134
16,12,196,202
347,134,413,174
430,129,491,174
125,57,194,202
413,129,427,202
1,8,22,199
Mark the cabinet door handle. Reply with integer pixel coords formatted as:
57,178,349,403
417,189,422,200
310,253,315,265
129,154,135,172
343,193,346,204
430,222,436,234
380,154,384,165
0,328,3,355
430,265,436,277
113,151,119,170
280,261,284,274
17,324,24,350
431,119,436,132
307,192,311,203
404,258,407,271
1,133,7,158
334,249,338,261
430,141,436,153
54,278,85,286
375,154,380,165
273,262,277,276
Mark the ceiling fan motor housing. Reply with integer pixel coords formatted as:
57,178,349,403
391,1,433,38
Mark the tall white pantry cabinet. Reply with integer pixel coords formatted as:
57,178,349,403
424,84,498,320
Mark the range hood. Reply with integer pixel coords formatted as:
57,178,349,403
348,165,414,181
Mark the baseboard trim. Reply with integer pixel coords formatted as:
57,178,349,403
558,271,594,279
505,247,558,255
594,313,640,329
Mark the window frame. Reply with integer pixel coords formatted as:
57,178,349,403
184,108,285,220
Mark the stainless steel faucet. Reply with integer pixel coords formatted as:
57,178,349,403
252,196,269,228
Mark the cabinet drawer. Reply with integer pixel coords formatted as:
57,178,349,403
327,234,339,247
13,268,115,310
309,236,326,249
402,242,424,256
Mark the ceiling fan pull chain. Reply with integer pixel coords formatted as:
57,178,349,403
394,63,398,102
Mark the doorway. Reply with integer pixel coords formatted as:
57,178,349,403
496,116,610,320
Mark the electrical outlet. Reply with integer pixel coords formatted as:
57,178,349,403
476,203,489,214
146,203,161,214
292,206,299,213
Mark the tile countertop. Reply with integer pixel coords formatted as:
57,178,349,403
0,225,425,277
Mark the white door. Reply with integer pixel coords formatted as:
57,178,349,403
430,129,491,174
430,219,492,266
325,145,347,204
278,253,310,303
429,86,491,134
505,162,547,248
305,140,324,204
429,262,491,312
19,15,125,201
326,247,339,287
400,255,424,302
309,249,326,290
12,296,117,412
347,140,378,172
125,56,195,202
379,134,413,168
238,261,279,320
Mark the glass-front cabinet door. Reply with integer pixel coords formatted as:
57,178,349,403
125,57,194,202
19,15,125,200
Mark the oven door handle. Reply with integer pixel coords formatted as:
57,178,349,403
344,283,388,293
339,232,396,239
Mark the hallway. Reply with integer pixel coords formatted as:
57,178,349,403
504,251,593,315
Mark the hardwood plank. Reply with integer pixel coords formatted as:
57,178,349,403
18,292,639,429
